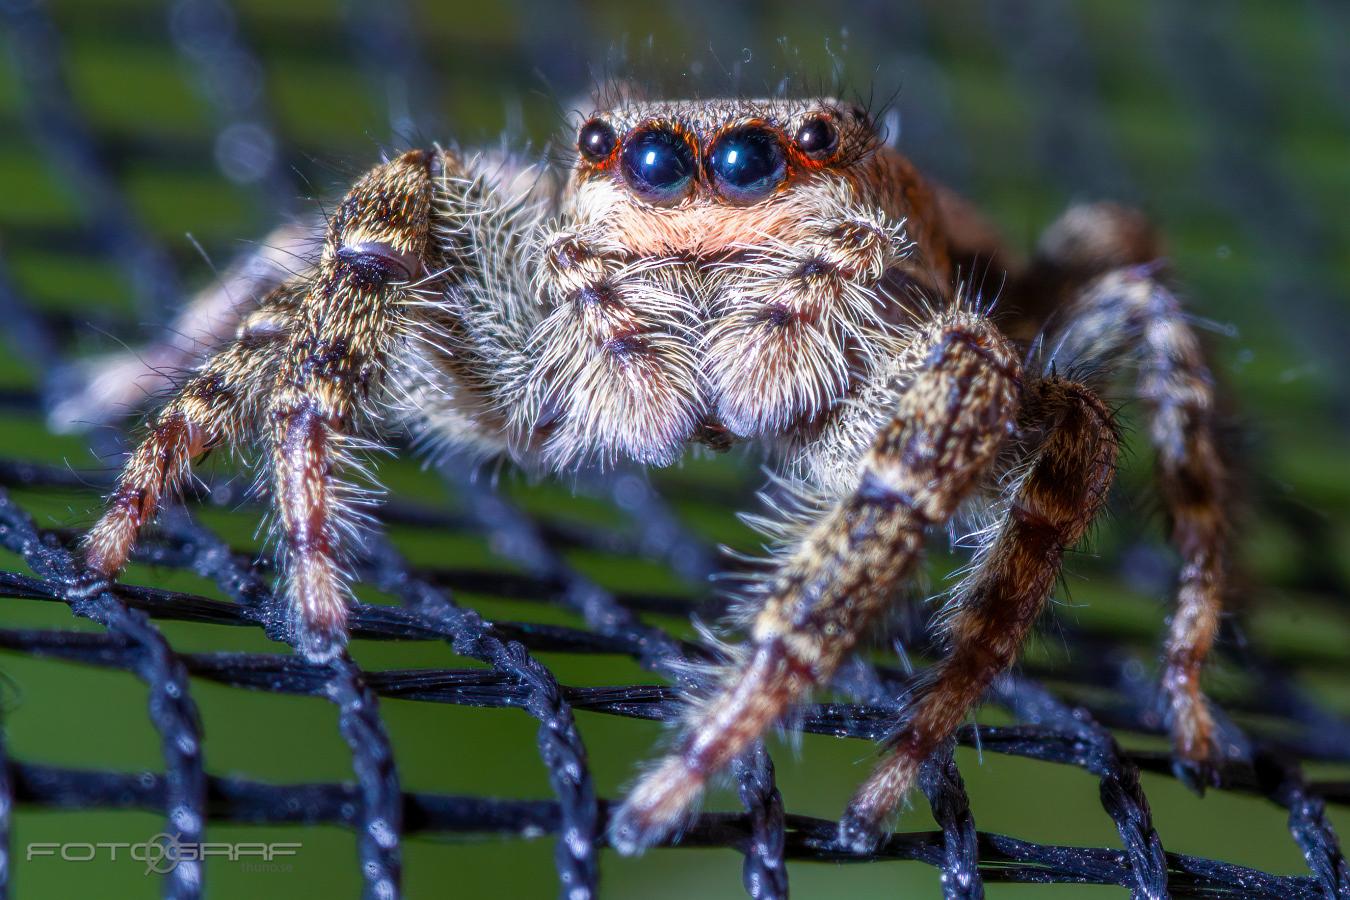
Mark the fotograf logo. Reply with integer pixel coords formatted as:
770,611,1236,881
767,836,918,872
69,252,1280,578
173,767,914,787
26,834,302,875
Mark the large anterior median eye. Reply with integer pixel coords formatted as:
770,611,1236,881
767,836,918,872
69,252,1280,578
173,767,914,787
621,127,695,204
707,126,787,203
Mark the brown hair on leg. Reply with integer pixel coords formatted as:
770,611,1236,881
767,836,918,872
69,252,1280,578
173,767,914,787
51,219,320,434
1136,278,1229,786
608,310,1020,854
266,148,435,661
842,376,1118,850
83,312,292,578
1041,262,1230,786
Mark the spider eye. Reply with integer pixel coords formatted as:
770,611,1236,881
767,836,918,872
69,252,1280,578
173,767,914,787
793,115,839,159
578,118,617,162
621,127,695,204
706,126,787,203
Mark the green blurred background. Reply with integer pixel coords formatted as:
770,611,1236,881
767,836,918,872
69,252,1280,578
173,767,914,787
0,0,1347,896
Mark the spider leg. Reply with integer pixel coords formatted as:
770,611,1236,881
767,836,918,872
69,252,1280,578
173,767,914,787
841,375,1118,849
83,289,298,578
50,218,319,433
1041,259,1230,787
265,149,435,661
609,309,1021,854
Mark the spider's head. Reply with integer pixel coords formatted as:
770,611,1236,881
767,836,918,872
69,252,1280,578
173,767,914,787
531,97,929,470
567,98,884,256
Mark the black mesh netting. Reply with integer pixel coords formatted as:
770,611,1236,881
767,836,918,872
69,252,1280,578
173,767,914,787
0,1,1347,898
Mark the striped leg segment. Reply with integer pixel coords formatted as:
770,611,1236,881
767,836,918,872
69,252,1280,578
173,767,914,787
83,299,294,578
1046,265,1230,785
609,310,1021,854
841,376,1119,849
266,149,435,661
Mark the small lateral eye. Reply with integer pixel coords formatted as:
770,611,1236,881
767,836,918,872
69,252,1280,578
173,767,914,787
706,126,787,203
793,115,839,159
621,127,696,204
578,118,617,162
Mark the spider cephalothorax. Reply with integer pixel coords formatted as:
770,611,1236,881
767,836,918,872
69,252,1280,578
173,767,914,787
76,94,1231,855
525,98,943,472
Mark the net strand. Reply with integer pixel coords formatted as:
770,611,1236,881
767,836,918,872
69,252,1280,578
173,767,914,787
442,463,790,896
163,504,584,899
2,760,1329,899
0,561,1347,897
0,491,207,900
165,0,300,214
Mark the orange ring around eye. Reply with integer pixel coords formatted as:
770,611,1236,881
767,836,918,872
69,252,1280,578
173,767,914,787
578,118,618,163
787,111,842,170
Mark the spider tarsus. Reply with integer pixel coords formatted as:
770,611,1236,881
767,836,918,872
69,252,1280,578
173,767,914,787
1171,754,1221,796
607,756,701,855
290,605,349,664
836,809,886,856
64,568,112,603
605,807,662,857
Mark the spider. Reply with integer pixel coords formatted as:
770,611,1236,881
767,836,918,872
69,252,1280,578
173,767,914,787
74,94,1231,854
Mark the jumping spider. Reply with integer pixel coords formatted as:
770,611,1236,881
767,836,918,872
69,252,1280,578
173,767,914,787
75,96,1230,852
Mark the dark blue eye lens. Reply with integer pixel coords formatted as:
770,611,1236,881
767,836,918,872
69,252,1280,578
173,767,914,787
578,119,617,162
793,116,838,158
707,127,786,202
621,128,695,203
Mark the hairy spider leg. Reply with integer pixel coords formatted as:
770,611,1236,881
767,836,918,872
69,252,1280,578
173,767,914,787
841,374,1118,849
608,309,1021,853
